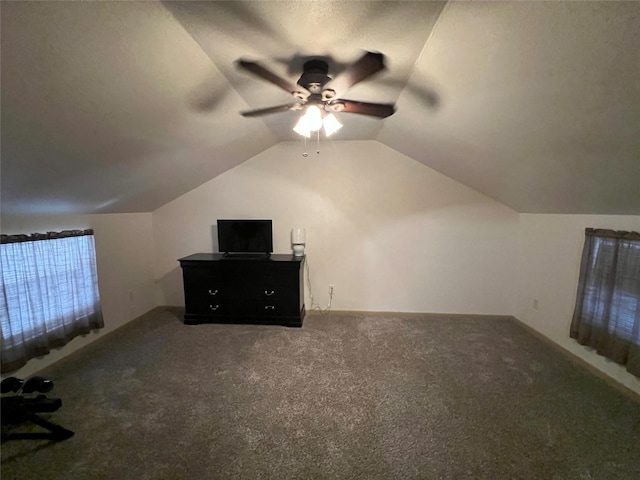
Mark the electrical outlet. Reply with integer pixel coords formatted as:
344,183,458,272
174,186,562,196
329,284,334,295
533,299,539,310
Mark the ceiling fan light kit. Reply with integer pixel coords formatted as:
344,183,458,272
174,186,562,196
293,107,343,138
236,51,395,140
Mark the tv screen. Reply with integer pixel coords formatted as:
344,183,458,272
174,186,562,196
217,219,273,254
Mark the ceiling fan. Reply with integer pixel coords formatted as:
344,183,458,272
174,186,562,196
236,51,396,137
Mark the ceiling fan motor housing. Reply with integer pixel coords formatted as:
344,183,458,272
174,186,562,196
298,59,331,94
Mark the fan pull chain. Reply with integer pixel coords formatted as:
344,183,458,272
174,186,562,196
301,131,324,157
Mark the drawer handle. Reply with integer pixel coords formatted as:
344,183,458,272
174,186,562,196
208,289,219,296
264,290,275,296
264,305,275,310
209,304,220,311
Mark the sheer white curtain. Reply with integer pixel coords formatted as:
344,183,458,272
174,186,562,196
1,230,104,373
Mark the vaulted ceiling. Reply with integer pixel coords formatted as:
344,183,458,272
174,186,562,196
2,1,639,215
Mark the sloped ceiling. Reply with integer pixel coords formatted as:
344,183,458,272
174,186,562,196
1,1,639,216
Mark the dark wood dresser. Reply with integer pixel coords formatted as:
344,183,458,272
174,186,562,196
178,253,305,327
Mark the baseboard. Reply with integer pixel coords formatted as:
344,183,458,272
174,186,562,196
307,309,514,320
509,316,640,404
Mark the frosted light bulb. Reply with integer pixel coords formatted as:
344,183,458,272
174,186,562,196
304,105,323,131
293,116,311,137
323,113,343,137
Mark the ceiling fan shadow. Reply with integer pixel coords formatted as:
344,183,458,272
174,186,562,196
162,1,286,47
188,79,229,113
378,77,441,110
273,53,350,79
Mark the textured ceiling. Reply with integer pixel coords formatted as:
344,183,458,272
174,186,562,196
1,1,639,216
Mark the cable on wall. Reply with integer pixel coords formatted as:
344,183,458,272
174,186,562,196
304,258,332,314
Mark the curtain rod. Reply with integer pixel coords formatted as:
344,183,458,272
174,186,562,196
1,229,94,244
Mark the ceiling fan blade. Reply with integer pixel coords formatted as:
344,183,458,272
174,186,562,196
337,100,395,118
323,51,386,97
240,103,299,117
236,60,308,97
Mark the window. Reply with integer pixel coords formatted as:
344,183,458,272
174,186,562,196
570,228,640,377
1,230,104,373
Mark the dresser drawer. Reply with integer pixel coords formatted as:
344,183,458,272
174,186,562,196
187,300,234,316
183,280,231,304
249,299,299,316
244,283,296,301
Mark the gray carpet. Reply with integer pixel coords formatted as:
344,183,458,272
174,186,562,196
2,308,639,479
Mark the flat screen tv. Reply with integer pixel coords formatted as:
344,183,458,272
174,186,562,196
217,219,273,255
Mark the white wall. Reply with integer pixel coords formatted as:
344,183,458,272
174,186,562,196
1,213,157,377
516,214,640,394
154,140,519,315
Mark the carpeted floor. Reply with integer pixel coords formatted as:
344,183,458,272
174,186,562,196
1,307,639,479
